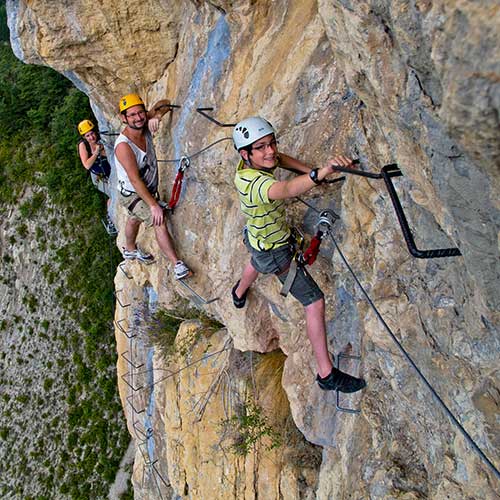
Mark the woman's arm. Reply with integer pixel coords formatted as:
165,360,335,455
78,141,101,170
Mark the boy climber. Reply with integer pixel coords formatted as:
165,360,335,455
114,93,191,280
232,117,366,393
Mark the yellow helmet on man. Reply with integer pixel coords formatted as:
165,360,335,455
119,94,145,114
78,119,95,136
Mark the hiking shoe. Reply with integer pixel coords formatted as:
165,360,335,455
316,367,366,393
122,247,154,264
231,281,248,308
174,260,191,280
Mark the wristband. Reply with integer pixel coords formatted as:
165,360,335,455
309,168,322,185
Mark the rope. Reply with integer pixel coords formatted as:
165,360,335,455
157,137,232,163
293,195,499,479
329,232,500,480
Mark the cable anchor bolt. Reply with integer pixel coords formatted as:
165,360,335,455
317,210,339,235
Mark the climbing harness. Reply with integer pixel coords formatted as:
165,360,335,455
331,160,462,259
279,210,339,297
168,156,190,210
295,198,499,480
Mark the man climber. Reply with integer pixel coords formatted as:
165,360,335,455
232,116,366,393
114,93,191,280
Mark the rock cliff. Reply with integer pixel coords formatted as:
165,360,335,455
7,0,499,499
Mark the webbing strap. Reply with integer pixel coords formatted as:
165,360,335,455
168,170,184,209
127,196,142,213
280,259,298,297
302,233,323,265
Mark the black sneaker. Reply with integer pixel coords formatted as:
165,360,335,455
316,367,366,393
231,281,248,308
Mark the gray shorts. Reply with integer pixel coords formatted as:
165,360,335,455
243,230,324,306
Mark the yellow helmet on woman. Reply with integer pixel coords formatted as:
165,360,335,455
78,119,95,135
119,93,145,113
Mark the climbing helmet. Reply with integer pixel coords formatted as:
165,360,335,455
119,93,145,114
78,119,95,136
233,116,276,151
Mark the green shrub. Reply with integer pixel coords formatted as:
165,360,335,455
220,400,281,456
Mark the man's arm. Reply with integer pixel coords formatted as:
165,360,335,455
115,142,164,225
147,99,173,120
147,99,172,134
268,155,353,201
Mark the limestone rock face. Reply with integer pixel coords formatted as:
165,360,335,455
8,0,499,499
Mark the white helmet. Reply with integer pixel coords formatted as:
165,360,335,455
233,116,276,150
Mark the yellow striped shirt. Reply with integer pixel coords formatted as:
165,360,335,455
234,160,291,251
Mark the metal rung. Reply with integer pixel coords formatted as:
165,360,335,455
118,261,133,279
138,442,156,466
121,351,144,369
114,290,131,308
336,353,362,414
115,319,136,339
152,462,170,488
121,372,144,392
133,420,152,440
126,394,145,414
176,279,219,306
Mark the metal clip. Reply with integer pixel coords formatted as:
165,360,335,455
178,156,190,173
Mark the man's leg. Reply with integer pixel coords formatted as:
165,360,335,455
304,298,333,378
125,217,142,251
154,223,179,264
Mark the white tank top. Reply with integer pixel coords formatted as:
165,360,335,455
114,130,158,195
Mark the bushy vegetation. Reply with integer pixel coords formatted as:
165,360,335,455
0,1,129,498
146,302,223,362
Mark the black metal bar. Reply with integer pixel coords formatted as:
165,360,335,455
380,166,461,259
330,160,402,179
157,103,181,109
196,107,236,127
